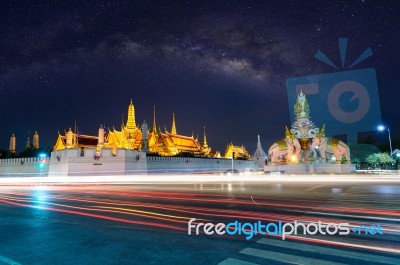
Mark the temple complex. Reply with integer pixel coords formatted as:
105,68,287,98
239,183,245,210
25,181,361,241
53,100,226,158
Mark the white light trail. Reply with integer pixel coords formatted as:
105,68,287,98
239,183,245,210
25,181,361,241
0,173,398,185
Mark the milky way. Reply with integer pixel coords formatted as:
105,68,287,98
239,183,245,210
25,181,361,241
0,0,399,153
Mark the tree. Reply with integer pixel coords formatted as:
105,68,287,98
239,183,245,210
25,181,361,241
18,147,51,158
366,153,394,169
0,149,14,159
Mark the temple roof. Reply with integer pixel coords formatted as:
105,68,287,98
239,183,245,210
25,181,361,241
224,143,251,159
53,134,98,150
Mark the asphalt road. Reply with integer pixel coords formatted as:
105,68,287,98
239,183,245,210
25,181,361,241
0,176,399,264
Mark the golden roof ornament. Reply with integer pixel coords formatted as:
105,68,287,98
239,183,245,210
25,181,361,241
285,126,291,138
317,124,326,138
285,126,294,139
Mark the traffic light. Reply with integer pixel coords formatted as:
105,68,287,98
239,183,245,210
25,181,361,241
232,152,235,159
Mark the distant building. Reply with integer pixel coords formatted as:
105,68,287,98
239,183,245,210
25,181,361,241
33,131,39,149
9,133,16,154
25,134,31,149
253,135,268,168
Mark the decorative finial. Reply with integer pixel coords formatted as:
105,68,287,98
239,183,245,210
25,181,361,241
257,134,262,148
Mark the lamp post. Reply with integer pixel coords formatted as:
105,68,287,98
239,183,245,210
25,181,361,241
377,125,393,157
231,152,235,172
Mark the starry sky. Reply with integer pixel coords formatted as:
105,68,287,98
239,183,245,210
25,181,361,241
1,0,399,153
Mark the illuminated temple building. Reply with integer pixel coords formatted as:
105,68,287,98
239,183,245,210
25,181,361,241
53,100,222,157
224,143,251,160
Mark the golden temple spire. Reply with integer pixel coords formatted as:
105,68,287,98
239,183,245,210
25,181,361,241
171,113,177,135
126,99,136,129
203,126,208,148
152,105,157,133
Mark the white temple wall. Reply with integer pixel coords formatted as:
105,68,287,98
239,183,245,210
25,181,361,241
0,157,49,176
253,157,268,169
146,156,258,173
264,163,356,174
49,148,147,176
1,150,258,177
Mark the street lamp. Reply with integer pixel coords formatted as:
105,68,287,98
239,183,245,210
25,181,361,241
38,153,47,177
377,125,393,157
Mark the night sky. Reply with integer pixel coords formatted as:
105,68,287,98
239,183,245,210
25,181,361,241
1,0,399,153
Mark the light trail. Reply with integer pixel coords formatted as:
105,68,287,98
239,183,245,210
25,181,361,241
0,173,399,185
0,181,399,256
0,198,187,231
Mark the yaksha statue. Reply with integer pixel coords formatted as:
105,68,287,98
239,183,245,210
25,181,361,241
267,90,353,167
